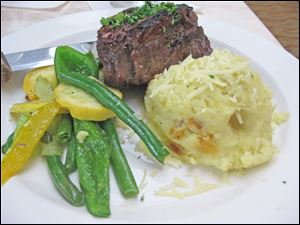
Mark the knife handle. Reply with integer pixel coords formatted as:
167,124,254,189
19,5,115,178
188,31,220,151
1,51,12,84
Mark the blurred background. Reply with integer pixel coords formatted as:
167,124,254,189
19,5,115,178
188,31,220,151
1,1,299,58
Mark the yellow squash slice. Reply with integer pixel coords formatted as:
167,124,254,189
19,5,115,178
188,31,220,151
23,65,57,100
54,83,122,121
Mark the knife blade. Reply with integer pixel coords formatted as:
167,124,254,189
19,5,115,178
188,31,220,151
3,41,97,72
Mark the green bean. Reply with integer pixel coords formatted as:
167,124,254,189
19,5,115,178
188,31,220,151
103,119,139,198
85,52,100,77
43,120,83,206
64,133,77,174
46,156,84,207
74,119,111,217
55,46,99,78
95,58,103,69
41,135,64,156
55,46,169,164
1,132,14,154
57,114,72,144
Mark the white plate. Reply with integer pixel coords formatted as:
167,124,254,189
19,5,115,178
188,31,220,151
1,10,299,224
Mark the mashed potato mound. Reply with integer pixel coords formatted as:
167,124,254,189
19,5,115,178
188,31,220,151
145,49,287,171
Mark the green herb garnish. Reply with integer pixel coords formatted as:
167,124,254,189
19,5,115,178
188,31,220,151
100,1,180,28
209,74,215,79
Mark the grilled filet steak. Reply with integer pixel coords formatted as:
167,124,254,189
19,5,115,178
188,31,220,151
97,4,212,87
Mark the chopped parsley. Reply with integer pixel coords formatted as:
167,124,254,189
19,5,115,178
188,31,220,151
209,74,215,79
101,1,180,28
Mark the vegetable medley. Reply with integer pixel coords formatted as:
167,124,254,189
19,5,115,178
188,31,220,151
1,46,169,217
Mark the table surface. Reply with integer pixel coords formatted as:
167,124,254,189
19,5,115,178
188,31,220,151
1,1,298,58
246,1,299,58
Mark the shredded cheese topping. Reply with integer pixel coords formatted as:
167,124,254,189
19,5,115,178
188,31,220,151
138,168,148,192
150,169,159,177
155,176,218,200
